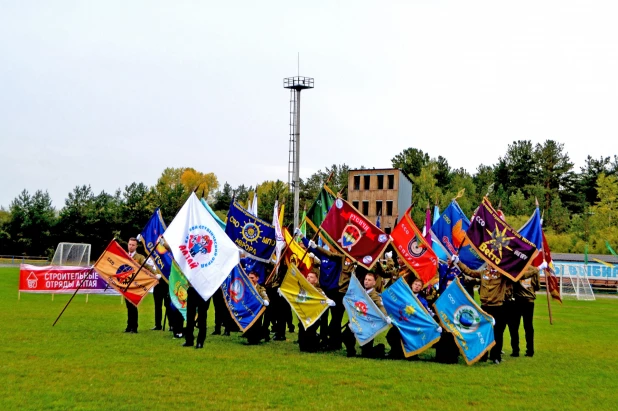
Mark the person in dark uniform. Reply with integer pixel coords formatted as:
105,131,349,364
124,237,146,333
508,261,544,357
244,271,270,345
150,261,170,331
183,284,211,349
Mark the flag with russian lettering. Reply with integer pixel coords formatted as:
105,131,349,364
390,207,439,284
139,208,173,281
321,197,391,269
169,260,189,319
93,239,159,307
221,265,266,332
381,277,442,357
225,200,276,263
434,278,495,365
343,275,390,346
163,193,240,302
279,263,330,330
430,200,484,269
464,197,539,281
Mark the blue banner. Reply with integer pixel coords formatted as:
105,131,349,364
139,208,173,280
430,200,484,269
201,198,226,231
434,278,495,365
343,275,390,346
381,278,442,357
518,207,543,249
221,265,266,332
225,200,277,262
432,204,448,262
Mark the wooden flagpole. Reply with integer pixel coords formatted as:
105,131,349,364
52,267,95,326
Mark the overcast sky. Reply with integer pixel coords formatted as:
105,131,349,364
1,1,617,209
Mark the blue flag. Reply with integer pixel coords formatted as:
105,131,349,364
343,275,390,346
221,265,266,332
376,214,381,228
434,278,495,365
139,208,173,280
518,207,543,250
381,278,442,357
201,198,226,231
225,200,277,263
430,200,484,269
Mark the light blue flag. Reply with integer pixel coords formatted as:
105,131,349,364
381,278,442,357
518,207,543,250
432,204,448,262
434,278,495,365
200,198,226,231
343,275,390,346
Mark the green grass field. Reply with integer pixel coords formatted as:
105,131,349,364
1,267,617,410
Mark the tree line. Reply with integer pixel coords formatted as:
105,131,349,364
1,140,617,259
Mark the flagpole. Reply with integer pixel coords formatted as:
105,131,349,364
122,246,158,293
52,267,95,326
538,201,553,325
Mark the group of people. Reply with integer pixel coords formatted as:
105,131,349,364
122,235,543,364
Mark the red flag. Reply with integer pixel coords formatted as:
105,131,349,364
390,208,439,284
540,231,562,303
320,198,390,269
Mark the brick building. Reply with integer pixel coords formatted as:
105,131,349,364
347,168,413,234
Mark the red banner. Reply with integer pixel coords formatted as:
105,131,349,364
18,264,118,294
390,209,439,284
320,198,390,269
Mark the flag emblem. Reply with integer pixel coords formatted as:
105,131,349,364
241,222,261,242
179,226,218,270
340,222,363,251
173,280,188,309
407,237,427,258
114,264,134,284
453,305,482,333
230,278,244,303
354,301,368,316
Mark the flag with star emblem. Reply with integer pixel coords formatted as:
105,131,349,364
464,197,539,281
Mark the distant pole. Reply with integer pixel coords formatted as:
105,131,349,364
293,91,301,230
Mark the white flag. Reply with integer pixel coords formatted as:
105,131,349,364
272,200,286,262
163,193,239,301
249,191,258,217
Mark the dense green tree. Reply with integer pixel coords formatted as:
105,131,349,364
213,182,233,212
6,190,56,255
533,140,575,213
391,148,430,178
120,183,154,238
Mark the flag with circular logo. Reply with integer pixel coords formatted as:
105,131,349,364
434,278,495,365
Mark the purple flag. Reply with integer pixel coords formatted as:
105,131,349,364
464,197,538,281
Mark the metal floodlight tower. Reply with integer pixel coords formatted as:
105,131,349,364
284,76,314,230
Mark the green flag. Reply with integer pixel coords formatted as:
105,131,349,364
169,260,189,320
306,185,336,232
584,244,589,265
299,207,307,241
606,241,618,257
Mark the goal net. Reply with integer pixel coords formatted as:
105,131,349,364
557,264,596,301
51,243,91,267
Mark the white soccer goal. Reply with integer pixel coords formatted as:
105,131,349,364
557,264,596,301
51,243,91,267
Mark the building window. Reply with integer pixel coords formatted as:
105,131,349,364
386,201,393,216
377,175,384,189
363,175,370,190
375,200,383,216
388,174,395,189
362,201,369,216
353,175,360,190
352,201,359,210
385,227,391,234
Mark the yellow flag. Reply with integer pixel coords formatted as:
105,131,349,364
284,228,313,273
279,263,329,330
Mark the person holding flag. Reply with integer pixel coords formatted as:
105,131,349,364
244,271,270,345
508,265,541,357
124,237,160,333
452,255,545,364
183,282,210,349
